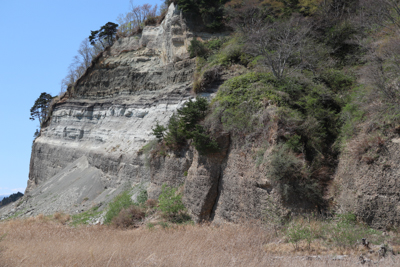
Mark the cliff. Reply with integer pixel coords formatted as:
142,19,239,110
3,3,400,230
0,4,279,222
1,4,194,218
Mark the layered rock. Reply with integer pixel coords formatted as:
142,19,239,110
7,4,196,217
335,136,400,229
1,4,283,223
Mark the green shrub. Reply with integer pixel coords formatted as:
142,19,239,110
284,134,302,153
177,98,209,134
208,37,248,66
211,72,280,133
205,38,224,51
136,189,148,205
164,114,186,149
267,144,322,204
152,122,167,143
324,21,362,65
158,185,191,223
163,97,218,154
188,39,208,58
104,191,134,224
320,69,355,93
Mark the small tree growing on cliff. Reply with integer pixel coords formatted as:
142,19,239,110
30,92,54,126
89,22,119,49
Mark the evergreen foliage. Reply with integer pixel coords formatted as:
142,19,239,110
152,122,167,143
0,192,23,207
156,97,219,154
29,92,54,127
89,22,119,49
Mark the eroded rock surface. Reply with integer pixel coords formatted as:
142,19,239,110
335,137,400,229
1,4,286,223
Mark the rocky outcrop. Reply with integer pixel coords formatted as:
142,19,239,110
335,136,400,229
1,4,284,223
2,4,195,218
27,4,193,193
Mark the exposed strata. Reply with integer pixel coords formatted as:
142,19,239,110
0,4,309,222
1,4,196,218
6,3,399,229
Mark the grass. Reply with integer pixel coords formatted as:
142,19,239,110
265,213,400,258
1,217,400,266
70,206,102,227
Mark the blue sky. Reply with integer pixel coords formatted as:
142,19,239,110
0,0,161,196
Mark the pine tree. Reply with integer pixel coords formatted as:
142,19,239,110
29,92,54,125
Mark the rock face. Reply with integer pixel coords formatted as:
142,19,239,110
335,137,400,229
14,4,196,217
0,4,293,222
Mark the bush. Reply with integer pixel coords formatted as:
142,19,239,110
136,189,148,205
112,206,145,229
164,114,186,149
158,185,191,223
152,122,167,143
177,98,209,134
208,36,247,66
324,21,362,65
193,65,221,93
192,125,219,154
144,16,157,26
267,144,322,204
104,191,134,224
188,39,208,58
163,97,218,154
145,199,158,209
211,72,280,134
320,69,355,93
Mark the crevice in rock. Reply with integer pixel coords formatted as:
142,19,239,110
209,169,223,221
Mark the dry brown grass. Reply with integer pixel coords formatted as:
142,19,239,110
0,217,399,266
53,212,71,225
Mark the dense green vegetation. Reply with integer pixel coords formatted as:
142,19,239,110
101,185,190,228
157,185,191,223
153,97,219,155
177,0,400,207
0,192,23,207
104,191,135,224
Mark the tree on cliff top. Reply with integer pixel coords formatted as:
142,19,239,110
30,92,54,126
89,22,119,49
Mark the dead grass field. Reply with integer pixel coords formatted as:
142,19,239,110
0,217,399,267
